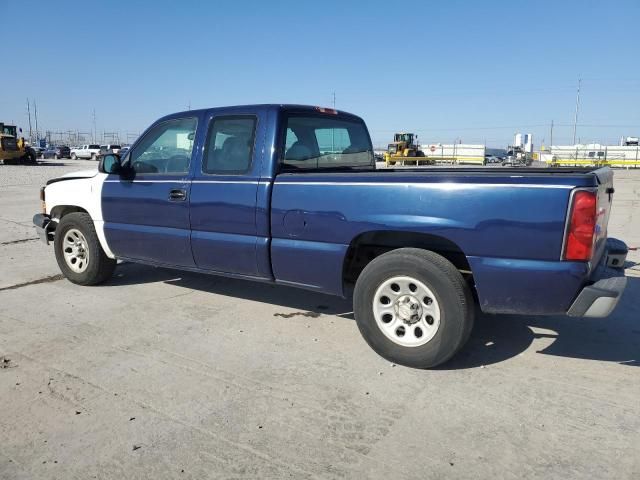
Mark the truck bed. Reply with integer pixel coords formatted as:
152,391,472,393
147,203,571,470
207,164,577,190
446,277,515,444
270,167,613,314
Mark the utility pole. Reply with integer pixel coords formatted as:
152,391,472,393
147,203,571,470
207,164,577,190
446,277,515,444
550,120,554,149
34,100,39,143
572,78,581,146
331,91,336,153
26,98,33,141
92,109,97,143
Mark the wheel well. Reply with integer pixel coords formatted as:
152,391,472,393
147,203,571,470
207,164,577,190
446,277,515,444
343,231,472,288
50,205,90,221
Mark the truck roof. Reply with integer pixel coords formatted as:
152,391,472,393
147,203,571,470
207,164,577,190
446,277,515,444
156,104,363,123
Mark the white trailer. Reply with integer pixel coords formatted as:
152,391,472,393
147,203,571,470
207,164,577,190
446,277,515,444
420,144,486,165
539,143,640,167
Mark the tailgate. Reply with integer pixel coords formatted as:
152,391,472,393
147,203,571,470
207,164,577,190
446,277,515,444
591,167,614,266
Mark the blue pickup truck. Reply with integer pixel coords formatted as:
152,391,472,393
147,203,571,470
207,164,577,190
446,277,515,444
33,104,628,368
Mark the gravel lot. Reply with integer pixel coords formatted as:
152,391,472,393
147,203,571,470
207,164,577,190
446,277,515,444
0,160,638,479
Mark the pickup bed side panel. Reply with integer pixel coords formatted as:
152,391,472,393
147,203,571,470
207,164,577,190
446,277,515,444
270,173,590,313
467,256,590,314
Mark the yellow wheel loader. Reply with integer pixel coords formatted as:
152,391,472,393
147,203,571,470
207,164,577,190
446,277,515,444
383,132,429,166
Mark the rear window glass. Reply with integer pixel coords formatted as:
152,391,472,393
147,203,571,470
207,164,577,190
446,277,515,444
110,145,121,149
281,115,373,170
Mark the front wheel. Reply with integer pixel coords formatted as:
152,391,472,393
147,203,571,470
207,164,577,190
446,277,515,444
54,212,116,285
71,153,77,160
353,248,474,368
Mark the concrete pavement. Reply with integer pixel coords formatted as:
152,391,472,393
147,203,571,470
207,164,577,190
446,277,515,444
1,160,638,479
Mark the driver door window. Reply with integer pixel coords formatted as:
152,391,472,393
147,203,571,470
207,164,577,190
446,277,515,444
129,117,197,174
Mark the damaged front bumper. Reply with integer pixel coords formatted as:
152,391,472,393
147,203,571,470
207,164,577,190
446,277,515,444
33,213,55,244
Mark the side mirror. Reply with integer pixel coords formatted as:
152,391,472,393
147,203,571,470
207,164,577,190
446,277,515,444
99,153,121,174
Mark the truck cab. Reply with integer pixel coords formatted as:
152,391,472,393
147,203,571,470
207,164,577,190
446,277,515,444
0,122,27,164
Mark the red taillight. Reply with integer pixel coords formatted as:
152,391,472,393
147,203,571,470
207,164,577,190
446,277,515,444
564,190,597,261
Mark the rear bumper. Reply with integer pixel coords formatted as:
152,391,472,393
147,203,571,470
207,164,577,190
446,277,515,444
567,238,628,318
33,213,54,244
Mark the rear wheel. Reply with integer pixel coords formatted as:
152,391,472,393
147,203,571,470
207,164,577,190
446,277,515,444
91,153,97,160
71,153,77,160
353,248,474,368
54,212,116,285
54,154,58,160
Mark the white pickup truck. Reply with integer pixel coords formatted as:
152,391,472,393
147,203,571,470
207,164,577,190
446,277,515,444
71,144,101,160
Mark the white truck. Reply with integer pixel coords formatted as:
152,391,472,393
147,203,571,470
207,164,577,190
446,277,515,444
71,144,101,160
99,144,121,155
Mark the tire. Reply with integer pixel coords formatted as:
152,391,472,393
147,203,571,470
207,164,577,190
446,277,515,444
91,153,97,161
71,153,77,160
54,212,116,285
353,248,474,369
54,154,58,160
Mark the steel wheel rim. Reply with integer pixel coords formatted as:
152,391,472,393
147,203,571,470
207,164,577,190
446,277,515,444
62,228,90,273
372,275,441,347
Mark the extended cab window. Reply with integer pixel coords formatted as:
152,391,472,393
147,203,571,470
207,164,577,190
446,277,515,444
281,115,373,170
128,117,197,174
203,116,256,174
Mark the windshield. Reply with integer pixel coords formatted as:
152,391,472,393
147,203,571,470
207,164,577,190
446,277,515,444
2,125,17,137
281,114,373,170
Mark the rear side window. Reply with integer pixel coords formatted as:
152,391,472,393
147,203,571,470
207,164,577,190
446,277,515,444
89,144,100,149
281,115,373,170
202,116,256,174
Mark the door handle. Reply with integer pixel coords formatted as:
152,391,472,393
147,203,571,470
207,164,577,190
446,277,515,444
169,188,187,201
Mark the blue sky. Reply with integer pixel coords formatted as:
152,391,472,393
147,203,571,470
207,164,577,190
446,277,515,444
1,0,639,147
